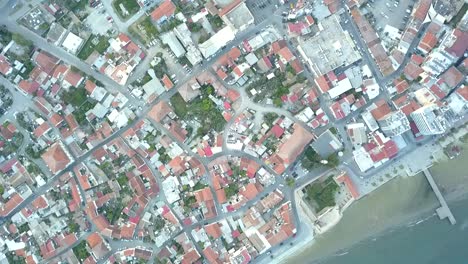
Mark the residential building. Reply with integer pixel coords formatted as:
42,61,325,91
377,110,411,137
151,0,176,24
410,104,447,135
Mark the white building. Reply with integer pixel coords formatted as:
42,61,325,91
328,78,353,99
410,104,447,135
173,24,203,65
61,32,84,54
161,31,186,58
198,26,236,58
221,1,254,32
377,110,410,137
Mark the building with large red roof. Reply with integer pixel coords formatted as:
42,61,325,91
41,142,72,174
150,0,176,23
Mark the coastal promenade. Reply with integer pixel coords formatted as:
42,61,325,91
423,169,456,225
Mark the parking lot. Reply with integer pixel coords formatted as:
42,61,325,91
365,0,417,32
85,5,116,35
246,0,281,24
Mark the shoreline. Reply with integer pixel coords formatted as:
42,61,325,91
277,140,468,264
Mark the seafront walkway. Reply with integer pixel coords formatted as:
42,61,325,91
423,169,456,225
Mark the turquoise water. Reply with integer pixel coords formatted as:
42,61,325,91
315,198,468,264
286,143,468,264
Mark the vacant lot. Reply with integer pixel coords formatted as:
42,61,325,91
112,0,140,20
129,16,159,45
170,93,188,118
77,35,110,60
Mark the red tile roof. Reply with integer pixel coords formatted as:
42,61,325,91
403,62,423,81
162,74,174,90
50,113,64,127
277,47,294,62
0,193,24,217
215,47,242,68
315,75,330,93
394,78,409,94
305,15,315,25
31,195,48,210
418,32,437,53
226,89,240,102
85,79,97,94
64,70,83,87
413,0,431,21
335,174,359,199
204,223,222,239
41,142,71,174
218,0,242,17
216,189,227,204
290,58,303,74
441,66,463,88
271,124,284,138
400,100,421,116
0,55,11,75
65,114,79,131
194,187,213,203
446,29,468,58
18,80,40,95
411,54,424,66
370,101,391,120
429,84,446,100
240,183,259,200
277,123,314,164
87,233,103,248
147,101,172,122
52,64,68,79
33,122,51,138
216,69,228,80
181,249,201,264
455,85,468,101
150,0,176,21
34,51,59,74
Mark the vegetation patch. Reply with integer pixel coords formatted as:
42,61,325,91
73,240,90,261
170,93,188,118
77,35,110,60
112,0,140,19
305,177,339,212
62,87,88,107
129,16,159,44
250,72,290,106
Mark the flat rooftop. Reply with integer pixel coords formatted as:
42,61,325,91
224,2,254,29
299,14,361,75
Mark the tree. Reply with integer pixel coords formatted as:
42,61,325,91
25,145,42,159
273,98,282,107
264,112,278,124
200,98,213,111
68,222,79,233
12,33,32,47
225,183,239,198
72,241,90,261
154,216,166,231
286,177,295,187
326,153,339,167
188,22,203,32
305,177,339,212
